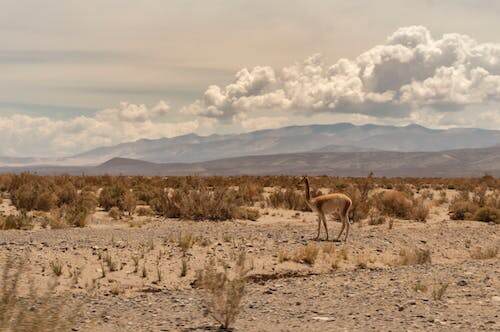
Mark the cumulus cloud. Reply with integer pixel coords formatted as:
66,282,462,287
184,26,500,121
3,26,500,158
0,101,213,157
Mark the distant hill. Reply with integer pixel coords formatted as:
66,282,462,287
2,146,498,177
63,123,500,165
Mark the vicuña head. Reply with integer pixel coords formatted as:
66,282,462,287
302,176,353,242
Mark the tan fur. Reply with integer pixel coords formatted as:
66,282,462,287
303,177,353,242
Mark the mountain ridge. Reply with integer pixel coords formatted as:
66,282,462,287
69,123,500,165
1,145,498,178
1,122,499,167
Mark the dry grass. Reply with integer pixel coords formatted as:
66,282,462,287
267,189,308,211
431,281,449,301
180,259,189,277
413,280,428,293
195,251,252,330
473,207,500,224
0,257,81,331
396,247,431,266
373,190,413,219
136,206,154,217
0,214,34,230
367,209,386,226
177,232,198,252
49,260,63,277
411,198,430,222
108,207,121,220
470,245,498,259
278,243,320,266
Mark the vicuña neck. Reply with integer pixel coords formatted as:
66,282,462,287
304,178,311,201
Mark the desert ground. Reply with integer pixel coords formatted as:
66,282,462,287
0,177,499,332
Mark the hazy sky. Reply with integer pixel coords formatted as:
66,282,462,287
1,0,500,156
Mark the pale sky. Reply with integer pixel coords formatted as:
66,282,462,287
1,0,500,156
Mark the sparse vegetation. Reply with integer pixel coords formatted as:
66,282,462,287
49,260,63,277
267,188,308,211
0,213,34,230
278,243,320,265
0,257,80,331
431,281,449,301
397,247,431,266
195,251,252,330
470,245,498,259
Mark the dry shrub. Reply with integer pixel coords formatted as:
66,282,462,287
436,190,448,205
63,194,96,227
267,189,308,211
234,207,260,221
236,182,263,205
136,206,154,217
12,184,56,212
449,199,479,220
179,188,241,221
153,187,259,221
449,188,499,223
0,257,80,331
0,213,34,230
120,191,136,216
177,232,198,252
44,215,68,230
473,207,500,224
419,190,434,201
413,280,428,293
294,243,320,265
150,189,182,218
195,252,252,330
354,252,376,269
374,190,429,221
367,209,386,225
56,183,77,207
324,246,348,269
343,185,370,222
431,281,449,301
470,245,498,259
374,190,413,219
108,207,121,220
397,247,431,266
411,198,429,222
279,243,320,265
98,184,127,211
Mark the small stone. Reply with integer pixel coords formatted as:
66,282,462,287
457,280,467,286
492,296,500,302
312,316,334,322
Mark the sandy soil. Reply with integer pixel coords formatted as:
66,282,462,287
0,195,499,331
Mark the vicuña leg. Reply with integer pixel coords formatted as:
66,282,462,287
315,215,321,240
320,212,329,240
344,216,350,242
335,219,346,242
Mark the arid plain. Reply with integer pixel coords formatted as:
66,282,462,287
0,175,499,331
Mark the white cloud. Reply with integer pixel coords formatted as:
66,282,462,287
234,113,288,131
184,26,500,121
3,26,500,158
0,101,213,157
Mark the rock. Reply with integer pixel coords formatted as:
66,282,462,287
457,280,467,286
312,316,334,322
492,296,500,302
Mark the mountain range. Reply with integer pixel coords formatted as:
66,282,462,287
2,123,498,167
0,146,498,178
0,123,498,177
